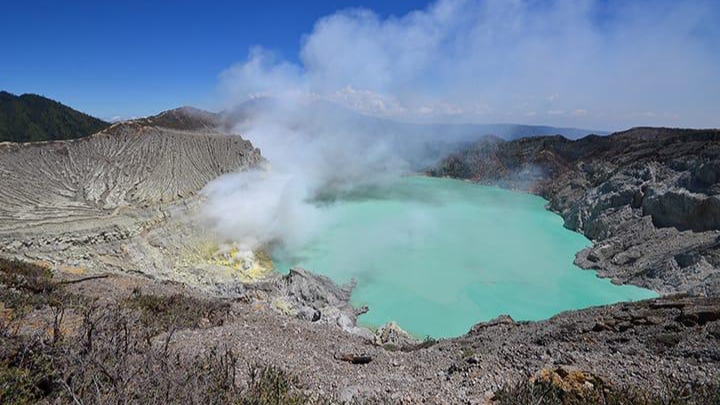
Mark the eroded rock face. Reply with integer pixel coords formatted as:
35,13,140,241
642,190,720,231
0,111,379,338
0,121,260,231
0,112,265,286
432,127,720,295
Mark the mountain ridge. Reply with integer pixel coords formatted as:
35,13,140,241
0,91,110,142
223,97,609,141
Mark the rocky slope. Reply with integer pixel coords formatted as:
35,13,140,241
431,127,720,296
0,119,257,230
47,270,720,403
2,116,719,403
0,109,370,335
0,110,265,286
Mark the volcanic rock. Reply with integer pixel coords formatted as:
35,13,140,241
432,127,720,295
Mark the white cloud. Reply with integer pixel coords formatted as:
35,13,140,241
326,86,407,116
220,47,305,103
220,0,720,129
631,111,657,118
105,115,140,123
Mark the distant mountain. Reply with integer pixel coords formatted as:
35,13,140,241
222,98,608,169
223,98,607,141
134,106,221,131
0,91,110,142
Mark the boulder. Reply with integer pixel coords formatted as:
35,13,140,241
469,315,515,333
374,321,419,347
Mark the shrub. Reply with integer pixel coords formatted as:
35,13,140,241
0,258,59,311
0,260,315,404
123,289,231,334
240,364,309,405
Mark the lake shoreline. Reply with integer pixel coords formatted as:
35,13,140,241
272,175,656,338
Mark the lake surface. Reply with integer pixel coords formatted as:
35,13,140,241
273,176,656,338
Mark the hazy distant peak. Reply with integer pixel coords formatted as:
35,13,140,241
135,106,221,131
222,97,607,141
609,127,720,143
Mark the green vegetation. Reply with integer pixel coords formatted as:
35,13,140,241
401,335,438,352
0,91,109,142
123,289,231,334
240,365,309,405
0,258,57,308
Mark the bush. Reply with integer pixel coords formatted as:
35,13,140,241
0,258,59,311
0,301,316,404
123,289,232,334
240,365,309,405
0,334,58,404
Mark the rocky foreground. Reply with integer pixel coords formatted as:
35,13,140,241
432,128,720,296
1,115,720,403
3,260,719,404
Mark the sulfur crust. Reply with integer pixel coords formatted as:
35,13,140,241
176,240,275,283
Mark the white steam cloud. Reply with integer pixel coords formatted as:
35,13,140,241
200,98,410,253
201,0,720,254
221,0,719,129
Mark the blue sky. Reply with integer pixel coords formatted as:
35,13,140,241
3,0,719,129
1,0,427,120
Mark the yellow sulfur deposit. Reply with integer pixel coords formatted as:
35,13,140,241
179,240,275,282
271,298,296,316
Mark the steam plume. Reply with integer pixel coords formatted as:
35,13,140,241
201,0,720,254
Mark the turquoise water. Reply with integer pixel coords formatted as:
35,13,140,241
273,176,656,338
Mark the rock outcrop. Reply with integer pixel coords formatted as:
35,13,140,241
245,268,372,337
373,321,420,347
431,127,720,295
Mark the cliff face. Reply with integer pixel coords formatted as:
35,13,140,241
0,111,266,290
0,109,372,337
431,127,720,296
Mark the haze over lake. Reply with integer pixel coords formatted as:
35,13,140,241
275,176,657,337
